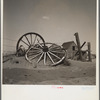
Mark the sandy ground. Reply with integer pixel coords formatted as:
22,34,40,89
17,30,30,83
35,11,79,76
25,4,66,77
3,54,96,85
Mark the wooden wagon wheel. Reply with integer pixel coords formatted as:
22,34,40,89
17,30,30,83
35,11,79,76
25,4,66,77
25,42,66,66
16,32,45,56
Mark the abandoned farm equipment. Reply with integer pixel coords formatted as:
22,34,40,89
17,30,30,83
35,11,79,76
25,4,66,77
16,32,66,66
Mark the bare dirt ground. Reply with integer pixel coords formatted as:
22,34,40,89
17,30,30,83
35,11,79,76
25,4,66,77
3,54,96,85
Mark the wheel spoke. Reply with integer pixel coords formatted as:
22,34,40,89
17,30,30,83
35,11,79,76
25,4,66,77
49,46,60,50
30,34,32,45
33,47,42,50
25,35,31,45
50,50,65,54
31,47,42,50
26,47,42,54
37,52,44,63
48,51,61,59
21,39,30,46
37,39,43,48
44,52,46,65
31,49,41,52
48,44,54,49
47,52,55,64
30,52,42,60
28,51,42,57
33,35,37,46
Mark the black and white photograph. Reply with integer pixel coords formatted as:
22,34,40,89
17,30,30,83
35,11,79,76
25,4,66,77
2,0,97,86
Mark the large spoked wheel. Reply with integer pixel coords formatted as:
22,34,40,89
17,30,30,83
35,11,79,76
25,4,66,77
25,42,66,66
16,32,45,55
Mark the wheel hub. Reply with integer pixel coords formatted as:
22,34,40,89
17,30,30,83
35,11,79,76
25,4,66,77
42,46,49,52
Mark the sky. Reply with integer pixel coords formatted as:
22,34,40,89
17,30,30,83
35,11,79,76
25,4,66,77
3,0,96,54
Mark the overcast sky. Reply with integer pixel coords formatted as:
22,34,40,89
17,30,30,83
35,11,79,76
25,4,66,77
3,0,96,54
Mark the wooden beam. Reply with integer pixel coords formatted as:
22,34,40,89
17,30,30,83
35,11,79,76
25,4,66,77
74,32,83,61
80,42,86,48
74,41,86,56
87,42,92,61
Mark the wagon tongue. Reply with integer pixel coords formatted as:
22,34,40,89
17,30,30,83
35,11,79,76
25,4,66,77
42,46,49,52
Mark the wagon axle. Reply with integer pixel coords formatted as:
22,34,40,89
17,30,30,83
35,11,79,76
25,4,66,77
42,46,49,52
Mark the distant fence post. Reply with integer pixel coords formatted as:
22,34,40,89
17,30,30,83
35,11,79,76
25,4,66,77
87,42,92,62
74,32,83,61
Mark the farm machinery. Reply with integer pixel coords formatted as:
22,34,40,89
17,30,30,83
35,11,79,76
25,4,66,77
16,32,66,66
